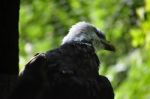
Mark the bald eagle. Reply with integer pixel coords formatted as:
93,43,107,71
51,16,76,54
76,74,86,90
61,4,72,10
9,22,115,99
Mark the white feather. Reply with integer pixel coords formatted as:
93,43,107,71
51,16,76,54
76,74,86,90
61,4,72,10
62,21,97,45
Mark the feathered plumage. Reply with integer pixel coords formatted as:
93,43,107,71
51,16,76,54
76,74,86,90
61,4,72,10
9,22,115,99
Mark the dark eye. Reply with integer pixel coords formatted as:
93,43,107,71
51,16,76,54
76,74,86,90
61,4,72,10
94,28,106,40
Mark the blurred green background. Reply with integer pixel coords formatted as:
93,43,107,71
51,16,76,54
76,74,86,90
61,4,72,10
19,0,150,98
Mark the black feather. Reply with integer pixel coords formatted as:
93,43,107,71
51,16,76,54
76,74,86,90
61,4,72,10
8,42,114,99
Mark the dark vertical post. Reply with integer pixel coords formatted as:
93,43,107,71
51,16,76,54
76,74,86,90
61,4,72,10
0,0,20,98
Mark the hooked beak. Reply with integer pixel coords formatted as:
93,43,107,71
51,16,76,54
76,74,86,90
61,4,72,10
101,39,115,52
94,29,115,51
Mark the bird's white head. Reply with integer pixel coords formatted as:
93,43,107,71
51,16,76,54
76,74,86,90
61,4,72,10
62,21,115,51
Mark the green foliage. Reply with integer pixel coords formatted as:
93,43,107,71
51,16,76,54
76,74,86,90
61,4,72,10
19,0,150,98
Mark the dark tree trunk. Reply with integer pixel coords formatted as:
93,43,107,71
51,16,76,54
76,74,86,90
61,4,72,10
0,0,20,99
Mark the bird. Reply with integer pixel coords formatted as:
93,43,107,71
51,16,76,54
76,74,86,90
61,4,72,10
9,21,115,99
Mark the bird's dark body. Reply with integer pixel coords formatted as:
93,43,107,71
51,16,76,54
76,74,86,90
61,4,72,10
9,42,114,99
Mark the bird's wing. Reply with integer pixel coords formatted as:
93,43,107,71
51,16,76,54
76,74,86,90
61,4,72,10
96,75,115,99
9,53,48,99
20,53,48,81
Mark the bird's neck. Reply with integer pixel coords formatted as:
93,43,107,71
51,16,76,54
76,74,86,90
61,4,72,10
79,40,93,47
62,40,93,48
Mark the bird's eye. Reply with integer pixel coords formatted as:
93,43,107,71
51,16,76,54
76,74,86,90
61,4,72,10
94,28,106,40
98,32,106,40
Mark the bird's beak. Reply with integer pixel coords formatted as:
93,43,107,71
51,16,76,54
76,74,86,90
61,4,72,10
100,39,115,52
